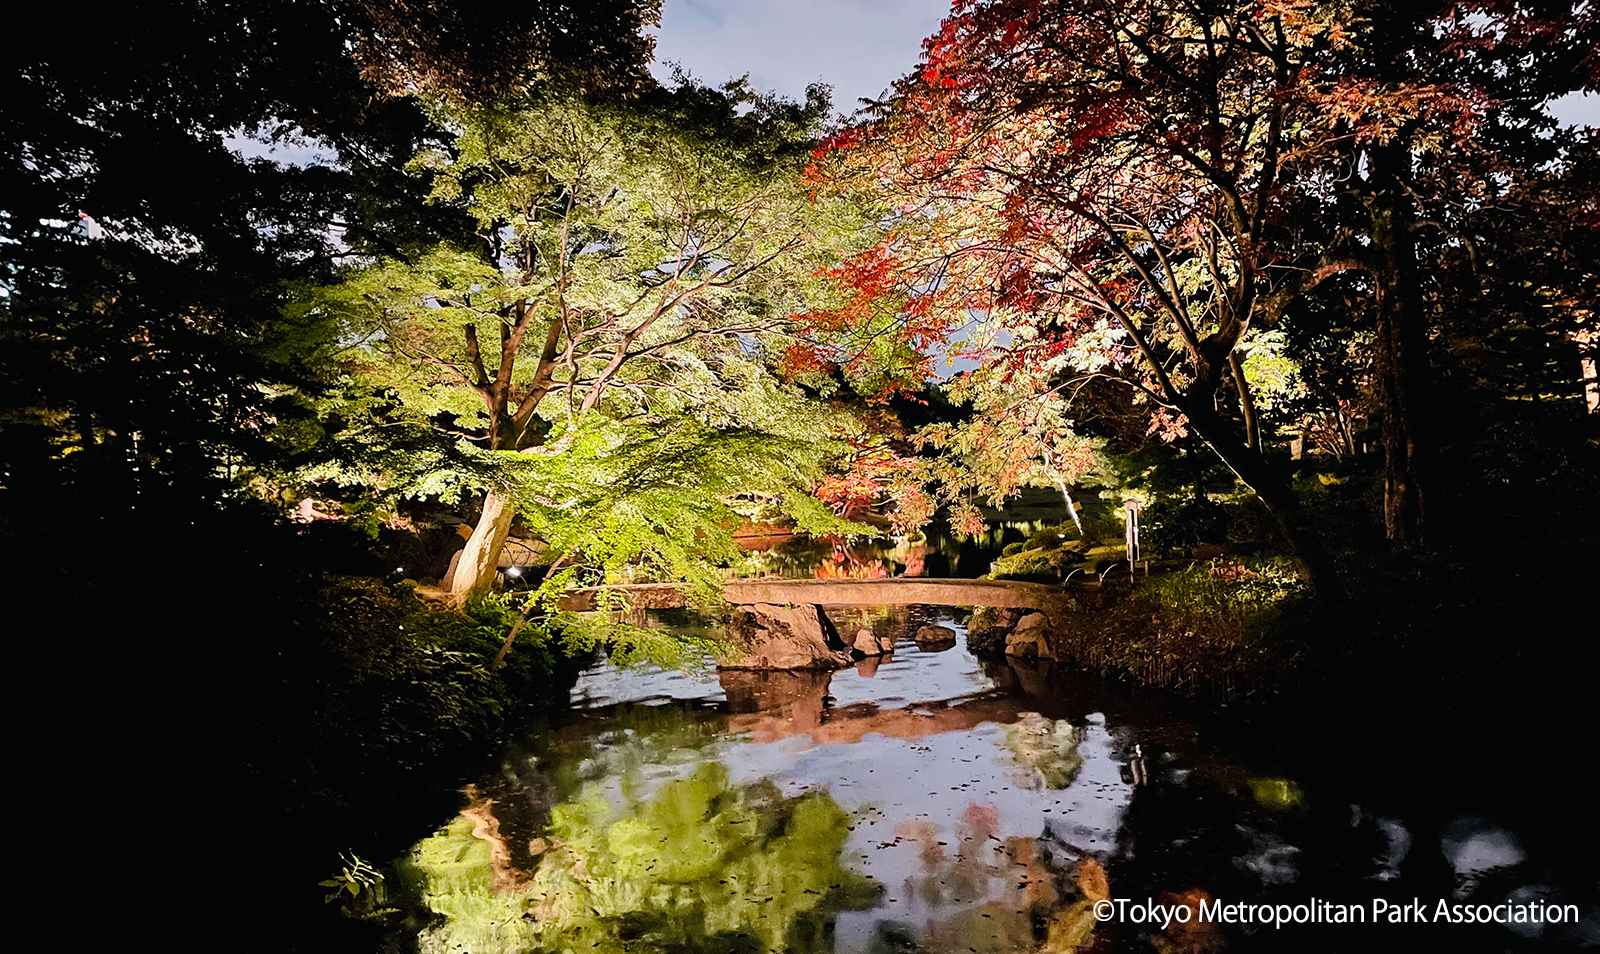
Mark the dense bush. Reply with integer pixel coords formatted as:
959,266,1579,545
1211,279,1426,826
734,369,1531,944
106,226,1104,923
1043,558,1310,696
1134,558,1305,638
312,577,556,760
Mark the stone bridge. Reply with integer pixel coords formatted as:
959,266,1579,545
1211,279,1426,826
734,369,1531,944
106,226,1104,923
554,577,1063,613
551,576,1066,671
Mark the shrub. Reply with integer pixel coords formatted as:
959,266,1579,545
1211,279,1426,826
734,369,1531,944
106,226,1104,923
1134,557,1305,641
1044,557,1309,696
1021,521,1084,550
989,545,1086,580
313,578,557,758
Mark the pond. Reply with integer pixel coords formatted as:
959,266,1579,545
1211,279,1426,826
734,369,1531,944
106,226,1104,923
366,606,1597,953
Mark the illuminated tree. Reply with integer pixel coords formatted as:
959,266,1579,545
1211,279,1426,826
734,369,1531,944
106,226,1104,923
0,0,664,504
807,0,1597,584
309,83,869,603
810,0,1355,589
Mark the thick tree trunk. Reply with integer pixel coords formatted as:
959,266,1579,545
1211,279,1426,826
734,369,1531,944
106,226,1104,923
1186,405,1344,600
447,487,515,606
1367,146,1434,544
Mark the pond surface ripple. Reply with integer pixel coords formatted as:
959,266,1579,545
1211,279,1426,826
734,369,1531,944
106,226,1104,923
380,607,1598,953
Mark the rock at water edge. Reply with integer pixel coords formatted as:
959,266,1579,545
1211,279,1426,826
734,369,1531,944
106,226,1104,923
1005,612,1055,660
720,603,853,670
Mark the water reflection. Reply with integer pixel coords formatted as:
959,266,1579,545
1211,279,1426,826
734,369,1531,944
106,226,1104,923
403,763,878,954
385,606,1598,953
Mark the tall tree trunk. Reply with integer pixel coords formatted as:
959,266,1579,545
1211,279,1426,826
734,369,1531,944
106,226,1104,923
448,486,515,606
1367,149,1435,543
1186,405,1344,600
1041,448,1085,536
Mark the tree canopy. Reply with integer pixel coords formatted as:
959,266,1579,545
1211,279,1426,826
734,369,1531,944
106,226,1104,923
0,0,666,512
801,0,1599,590
299,81,875,603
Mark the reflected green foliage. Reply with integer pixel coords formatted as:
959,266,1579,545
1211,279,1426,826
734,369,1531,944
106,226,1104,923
404,763,879,954
539,705,732,808
1003,713,1083,790
1249,778,1306,811
405,814,526,952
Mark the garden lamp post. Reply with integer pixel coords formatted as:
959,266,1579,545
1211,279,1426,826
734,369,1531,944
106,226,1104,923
1124,499,1142,581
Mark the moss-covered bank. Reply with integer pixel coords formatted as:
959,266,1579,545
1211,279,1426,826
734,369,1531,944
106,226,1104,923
972,536,1597,716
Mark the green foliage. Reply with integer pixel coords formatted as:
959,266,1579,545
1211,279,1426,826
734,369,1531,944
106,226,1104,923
299,84,860,443
1020,521,1089,552
550,604,728,672
321,851,383,903
316,577,549,751
1135,559,1306,640
912,357,1112,538
292,80,879,605
988,546,1087,581
498,418,867,590
319,851,400,920
2,0,667,512
1249,778,1307,812
400,762,880,954
1003,714,1084,790
1238,330,1306,415
1040,555,1310,694
988,522,1093,579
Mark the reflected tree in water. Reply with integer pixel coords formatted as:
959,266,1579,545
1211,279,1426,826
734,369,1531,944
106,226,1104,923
402,762,879,953
882,803,1108,954
1003,714,1084,791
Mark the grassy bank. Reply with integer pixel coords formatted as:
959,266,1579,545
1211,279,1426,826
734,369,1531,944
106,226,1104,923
1033,557,1309,698
985,536,1596,717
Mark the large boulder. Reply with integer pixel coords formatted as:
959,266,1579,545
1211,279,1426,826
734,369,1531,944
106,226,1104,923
1005,612,1055,660
965,607,1021,655
915,625,959,651
719,603,853,670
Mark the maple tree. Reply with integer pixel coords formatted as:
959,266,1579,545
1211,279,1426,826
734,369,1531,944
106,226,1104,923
307,82,870,603
805,0,1597,588
808,0,1358,590
1279,0,1596,541
0,0,667,553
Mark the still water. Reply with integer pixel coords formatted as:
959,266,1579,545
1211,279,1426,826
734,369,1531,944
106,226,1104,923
377,607,1597,953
